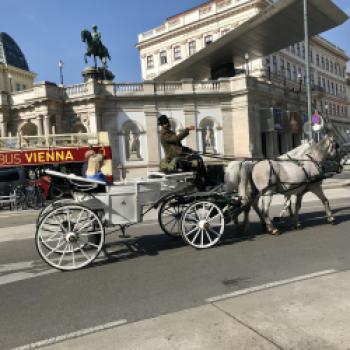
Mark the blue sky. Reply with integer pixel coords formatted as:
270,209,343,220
1,0,349,85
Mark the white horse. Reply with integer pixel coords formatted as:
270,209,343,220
224,141,313,229
236,135,338,235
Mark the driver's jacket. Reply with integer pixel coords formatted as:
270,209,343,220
160,127,191,162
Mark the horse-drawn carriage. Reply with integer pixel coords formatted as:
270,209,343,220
35,135,342,271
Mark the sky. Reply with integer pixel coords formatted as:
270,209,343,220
1,0,349,85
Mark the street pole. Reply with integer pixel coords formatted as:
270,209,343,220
303,0,313,140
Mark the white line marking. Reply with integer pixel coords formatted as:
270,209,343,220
0,270,56,286
11,319,127,350
206,269,337,303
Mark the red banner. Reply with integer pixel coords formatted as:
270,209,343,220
0,146,112,167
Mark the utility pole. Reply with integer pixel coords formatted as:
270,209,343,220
303,0,313,140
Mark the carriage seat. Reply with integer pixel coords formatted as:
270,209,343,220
159,156,200,174
45,170,107,193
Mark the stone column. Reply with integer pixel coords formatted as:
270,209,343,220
35,116,43,135
144,107,160,168
43,115,50,135
183,103,197,150
221,102,235,157
0,122,7,137
232,95,251,158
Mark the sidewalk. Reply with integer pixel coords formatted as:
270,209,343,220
38,269,350,350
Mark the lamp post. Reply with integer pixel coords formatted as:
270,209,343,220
58,60,64,86
7,73,13,92
303,0,313,140
244,53,250,76
346,129,350,143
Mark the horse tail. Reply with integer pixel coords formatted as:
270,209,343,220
238,161,255,206
224,161,243,192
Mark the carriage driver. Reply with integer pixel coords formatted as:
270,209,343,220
158,115,209,183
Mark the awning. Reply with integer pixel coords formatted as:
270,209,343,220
155,0,348,81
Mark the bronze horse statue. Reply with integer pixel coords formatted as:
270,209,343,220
81,29,111,67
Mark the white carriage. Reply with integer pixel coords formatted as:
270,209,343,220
36,169,240,271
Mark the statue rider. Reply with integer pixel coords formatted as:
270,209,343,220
91,25,102,47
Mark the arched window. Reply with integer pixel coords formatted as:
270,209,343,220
199,118,217,154
20,120,37,136
122,120,143,161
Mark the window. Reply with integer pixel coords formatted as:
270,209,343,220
280,58,285,74
334,64,338,75
331,82,334,95
146,55,154,69
272,56,277,73
321,56,325,70
330,62,334,74
293,65,297,81
327,80,330,93
16,83,21,91
188,41,196,56
316,54,320,66
318,76,322,87
291,45,295,55
22,84,27,90
302,43,305,58
159,51,168,65
296,43,301,57
204,35,213,46
326,58,329,71
287,62,291,80
173,46,181,61
335,84,338,96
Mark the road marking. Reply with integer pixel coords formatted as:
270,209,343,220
11,319,128,350
0,260,56,286
206,269,337,303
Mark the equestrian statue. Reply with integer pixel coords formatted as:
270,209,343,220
81,25,111,68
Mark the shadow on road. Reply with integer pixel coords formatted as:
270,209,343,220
89,207,350,269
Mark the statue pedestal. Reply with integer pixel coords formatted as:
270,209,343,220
82,67,115,82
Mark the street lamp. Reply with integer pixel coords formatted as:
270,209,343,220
7,72,13,92
244,53,250,76
58,60,64,86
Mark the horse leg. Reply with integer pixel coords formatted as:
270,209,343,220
292,194,303,229
311,185,335,225
252,195,266,228
261,195,280,235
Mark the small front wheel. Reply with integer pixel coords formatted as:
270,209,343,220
36,205,105,271
181,201,225,249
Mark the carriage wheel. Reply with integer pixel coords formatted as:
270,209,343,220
181,201,225,249
36,198,74,227
158,196,188,238
36,204,105,271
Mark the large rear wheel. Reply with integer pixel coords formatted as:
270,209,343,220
36,205,105,271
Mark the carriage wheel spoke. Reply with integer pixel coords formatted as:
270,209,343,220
206,206,214,220
75,216,96,233
191,229,201,244
45,238,65,258
70,243,76,267
78,244,91,262
200,229,204,246
58,244,68,267
207,214,221,223
79,231,102,237
204,229,213,244
208,228,220,238
86,242,99,249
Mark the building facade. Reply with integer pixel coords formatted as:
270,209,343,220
0,0,349,179
137,0,349,141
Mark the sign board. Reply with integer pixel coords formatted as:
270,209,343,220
311,113,324,132
0,146,112,168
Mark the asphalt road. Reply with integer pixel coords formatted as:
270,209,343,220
1,191,350,350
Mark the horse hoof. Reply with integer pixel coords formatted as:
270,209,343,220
328,218,336,225
271,229,280,236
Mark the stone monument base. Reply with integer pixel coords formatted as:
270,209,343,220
82,67,115,82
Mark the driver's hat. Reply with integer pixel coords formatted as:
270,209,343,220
158,115,170,126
